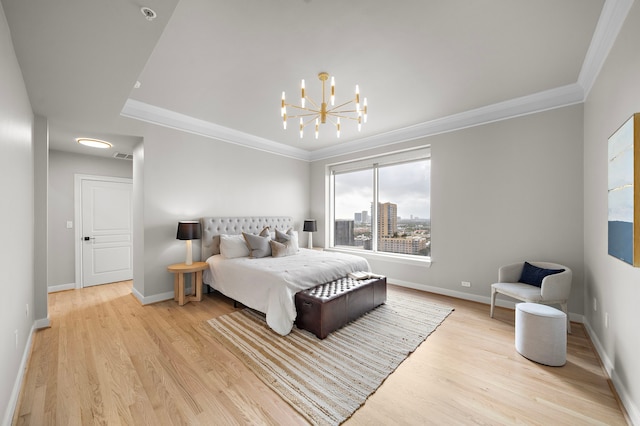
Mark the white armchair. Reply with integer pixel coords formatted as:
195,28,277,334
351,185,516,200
490,261,572,333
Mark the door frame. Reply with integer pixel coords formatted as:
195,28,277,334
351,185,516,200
74,174,133,289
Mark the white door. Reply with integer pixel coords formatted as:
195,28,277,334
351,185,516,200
81,179,133,287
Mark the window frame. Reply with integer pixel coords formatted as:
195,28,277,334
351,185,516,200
327,146,431,266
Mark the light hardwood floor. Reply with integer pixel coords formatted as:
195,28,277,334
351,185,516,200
14,281,629,425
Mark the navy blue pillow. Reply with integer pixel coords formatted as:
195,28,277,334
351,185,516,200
519,262,564,287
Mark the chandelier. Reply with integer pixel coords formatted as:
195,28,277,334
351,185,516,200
280,72,368,139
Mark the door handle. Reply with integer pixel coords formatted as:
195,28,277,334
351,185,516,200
83,236,96,241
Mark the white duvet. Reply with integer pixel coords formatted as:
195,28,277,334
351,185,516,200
204,248,370,335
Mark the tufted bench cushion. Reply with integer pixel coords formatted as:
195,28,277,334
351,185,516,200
295,276,387,339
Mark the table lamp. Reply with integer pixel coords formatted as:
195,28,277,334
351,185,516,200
176,221,201,265
303,219,317,249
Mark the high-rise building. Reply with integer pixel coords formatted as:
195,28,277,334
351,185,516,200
335,219,355,246
354,212,362,222
377,202,397,237
361,210,368,224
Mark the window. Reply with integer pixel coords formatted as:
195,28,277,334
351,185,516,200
329,147,430,259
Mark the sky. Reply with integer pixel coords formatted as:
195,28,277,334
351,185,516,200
334,159,430,220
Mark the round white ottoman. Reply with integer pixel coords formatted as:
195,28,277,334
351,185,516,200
515,303,566,366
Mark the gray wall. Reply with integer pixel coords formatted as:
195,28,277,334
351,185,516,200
583,1,640,421
48,150,133,289
133,125,310,303
33,116,48,323
312,105,585,315
0,4,35,423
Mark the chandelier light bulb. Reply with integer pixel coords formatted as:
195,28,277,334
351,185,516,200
358,116,362,132
301,80,305,108
299,118,304,138
363,98,368,123
315,118,319,139
336,117,341,138
330,76,335,106
280,92,287,117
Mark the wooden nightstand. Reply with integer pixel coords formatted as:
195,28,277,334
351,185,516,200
167,261,208,306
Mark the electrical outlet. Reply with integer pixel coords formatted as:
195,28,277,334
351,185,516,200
461,281,471,288
66,221,73,229
593,297,597,311
605,312,609,329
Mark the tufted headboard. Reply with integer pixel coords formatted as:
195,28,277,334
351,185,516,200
200,216,294,260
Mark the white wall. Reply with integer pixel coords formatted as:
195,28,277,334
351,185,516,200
0,3,35,424
583,1,640,422
312,105,585,315
133,125,310,303
47,150,133,289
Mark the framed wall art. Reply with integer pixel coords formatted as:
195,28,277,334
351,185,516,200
608,113,640,267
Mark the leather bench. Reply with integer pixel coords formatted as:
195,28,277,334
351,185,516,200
294,276,387,339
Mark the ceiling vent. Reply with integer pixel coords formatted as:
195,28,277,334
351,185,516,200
113,152,133,160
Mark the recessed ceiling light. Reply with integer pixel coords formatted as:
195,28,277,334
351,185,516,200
141,7,157,21
76,138,113,149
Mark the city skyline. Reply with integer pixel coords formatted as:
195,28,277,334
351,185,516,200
334,160,430,220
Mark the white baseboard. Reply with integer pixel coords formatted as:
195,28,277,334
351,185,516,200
2,322,38,426
388,278,583,323
583,320,639,425
34,317,51,329
132,287,175,305
48,283,75,293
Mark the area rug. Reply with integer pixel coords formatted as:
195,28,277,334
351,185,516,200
206,292,453,425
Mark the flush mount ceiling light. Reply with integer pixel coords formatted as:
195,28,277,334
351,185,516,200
281,72,367,139
76,138,113,149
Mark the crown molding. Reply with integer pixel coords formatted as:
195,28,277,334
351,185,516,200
578,0,634,99
120,99,312,161
121,0,631,163
309,83,585,161
122,83,583,163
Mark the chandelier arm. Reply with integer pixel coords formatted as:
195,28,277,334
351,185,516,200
326,112,361,121
328,99,355,111
300,116,319,129
328,108,360,115
288,112,321,119
287,104,321,113
304,97,320,109
325,116,341,128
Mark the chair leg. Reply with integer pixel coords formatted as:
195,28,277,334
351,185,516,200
490,287,497,318
560,302,571,334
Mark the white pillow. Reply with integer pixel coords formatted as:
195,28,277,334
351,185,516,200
220,234,250,258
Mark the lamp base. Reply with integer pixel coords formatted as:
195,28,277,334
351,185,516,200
307,233,313,249
185,240,193,265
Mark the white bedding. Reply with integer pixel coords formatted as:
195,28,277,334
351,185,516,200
204,248,370,335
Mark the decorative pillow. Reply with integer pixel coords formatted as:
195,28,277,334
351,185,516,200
219,234,250,259
211,235,221,255
270,239,297,258
275,228,299,252
243,232,271,258
519,261,565,287
259,226,271,237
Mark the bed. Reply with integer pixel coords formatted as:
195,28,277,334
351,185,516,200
200,217,370,335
